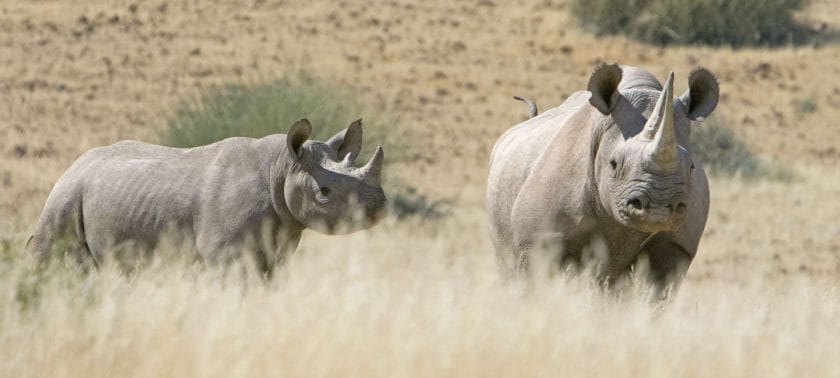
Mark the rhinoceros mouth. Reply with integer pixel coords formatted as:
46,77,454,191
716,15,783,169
623,216,679,233
309,200,388,235
617,198,686,232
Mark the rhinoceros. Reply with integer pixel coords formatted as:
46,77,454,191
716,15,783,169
29,118,387,274
487,64,718,295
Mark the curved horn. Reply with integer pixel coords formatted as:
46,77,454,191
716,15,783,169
360,146,384,186
341,151,355,167
643,72,678,167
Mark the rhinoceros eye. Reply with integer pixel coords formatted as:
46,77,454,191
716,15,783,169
690,163,695,170
319,187,331,196
609,159,618,170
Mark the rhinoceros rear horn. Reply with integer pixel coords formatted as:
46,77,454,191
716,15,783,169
360,146,384,186
287,119,312,158
326,119,363,163
678,68,719,121
587,63,623,115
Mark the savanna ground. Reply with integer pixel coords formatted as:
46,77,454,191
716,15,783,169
1,0,840,376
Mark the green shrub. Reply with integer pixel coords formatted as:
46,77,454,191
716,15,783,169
792,97,818,115
690,118,791,180
573,0,811,46
161,73,394,158
389,187,451,220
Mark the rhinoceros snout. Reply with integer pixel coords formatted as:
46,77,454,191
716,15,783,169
620,194,687,231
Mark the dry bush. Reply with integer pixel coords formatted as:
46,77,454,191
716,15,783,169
690,117,793,180
162,73,397,159
573,0,813,46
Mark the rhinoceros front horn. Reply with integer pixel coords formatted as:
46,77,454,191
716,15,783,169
641,72,678,168
360,146,384,186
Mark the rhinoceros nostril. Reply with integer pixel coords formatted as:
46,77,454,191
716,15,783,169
627,198,645,211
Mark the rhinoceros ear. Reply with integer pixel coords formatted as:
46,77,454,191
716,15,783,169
679,68,719,122
326,119,363,162
287,119,312,159
587,63,623,115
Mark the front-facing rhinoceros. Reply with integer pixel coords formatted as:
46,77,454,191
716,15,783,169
487,64,718,296
29,118,387,274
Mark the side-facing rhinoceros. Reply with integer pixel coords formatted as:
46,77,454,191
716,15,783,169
487,64,718,295
29,118,387,274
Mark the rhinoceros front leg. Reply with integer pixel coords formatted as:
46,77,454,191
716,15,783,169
635,232,693,300
512,226,582,279
510,217,545,278
246,218,302,279
257,228,301,279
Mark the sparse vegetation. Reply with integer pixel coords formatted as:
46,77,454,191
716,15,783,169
793,97,818,115
691,117,792,179
573,0,812,46
389,186,451,220
162,73,395,158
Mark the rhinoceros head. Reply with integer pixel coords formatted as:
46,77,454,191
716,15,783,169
282,119,387,234
588,64,718,233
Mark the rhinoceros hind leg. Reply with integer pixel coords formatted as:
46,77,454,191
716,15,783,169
30,198,95,269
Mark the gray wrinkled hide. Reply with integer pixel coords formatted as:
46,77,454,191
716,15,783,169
487,65,718,297
30,119,387,275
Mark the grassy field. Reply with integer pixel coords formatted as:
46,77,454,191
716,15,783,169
1,0,839,376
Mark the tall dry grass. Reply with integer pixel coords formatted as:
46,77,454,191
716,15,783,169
2,174,839,377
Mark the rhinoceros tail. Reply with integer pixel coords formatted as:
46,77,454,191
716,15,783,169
513,96,538,119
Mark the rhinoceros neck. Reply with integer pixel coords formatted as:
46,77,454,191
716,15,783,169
587,115,620,219
265,136,301,228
